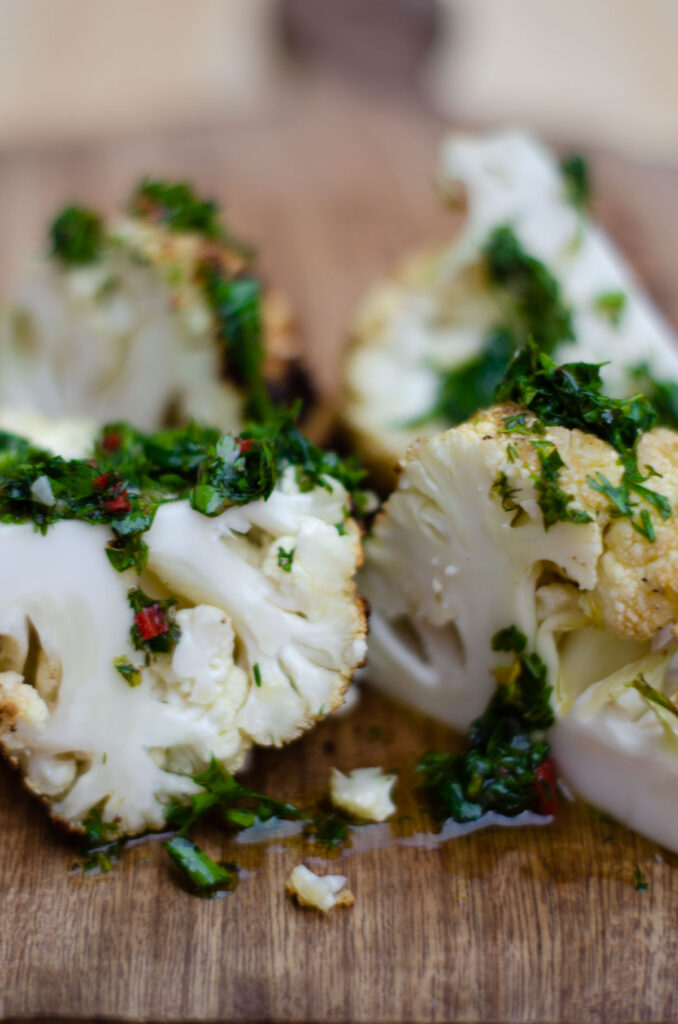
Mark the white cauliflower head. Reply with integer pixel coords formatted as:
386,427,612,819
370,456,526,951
362,402,678,730
342,130,678,483
0,419,366,836
0,183,304,434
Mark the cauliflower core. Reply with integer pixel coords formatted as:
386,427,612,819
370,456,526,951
0,470,366,836
285,864,354,913
330,767,397,822
343,131,678,482
361,404,678,848
0,206,298,434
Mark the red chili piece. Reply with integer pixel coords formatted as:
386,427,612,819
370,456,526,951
93,473,109,490
534,759,557,816
134,605,169,640
237,438,254,453
103,491,131,514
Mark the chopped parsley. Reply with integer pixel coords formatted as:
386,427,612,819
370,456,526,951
79,809,121,874
277,546,295,572
633,864,649,892
594,290,627,326
165,757,301,836
49,204,103,265
560,153,591,212
164,836,237,895
533,444,592,530
630,363,678,431
130,179,223,240
491,471,521,522
0,412,367,562
495,341,670,539
113,656,142,688
253,663,263,688
416,627,555,822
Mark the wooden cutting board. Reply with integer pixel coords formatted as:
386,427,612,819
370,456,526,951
2,77,678,1024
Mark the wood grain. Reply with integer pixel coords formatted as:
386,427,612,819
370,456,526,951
2,77,678,1024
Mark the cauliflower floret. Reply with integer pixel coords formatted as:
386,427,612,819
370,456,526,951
362,404,678,730
330,767,397,822
362,395,678,850
342,131,678,483
285,864,354,913
0,464,366,836
0,186,306,435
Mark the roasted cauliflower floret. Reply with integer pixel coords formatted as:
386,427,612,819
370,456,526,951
0,182,306,434
342,131,678,484
362,345,678,850
0,418,366,836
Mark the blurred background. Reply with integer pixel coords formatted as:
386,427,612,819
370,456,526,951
1,0,677,391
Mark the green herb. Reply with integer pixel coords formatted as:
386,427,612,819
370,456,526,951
491,625,527,654
500,413,531,435
130,180,223,239
305,812,350,847
422,225,574,426
253,663,262,688
560,153,591,211
128,587,181,656
630,363,678,431
277,546,295,572
491,471,521,521
632,508,656,541
424,327,515,426
49,204,103,265
506,443,518,463
533,444,592,529
630,675,678,720
164,836,237,894
0,413,368,572
483,226,574,354
495,341,670,539
201,267,268,418
113,656,142,688
594,290,627,326
165,757,301,836
633,864,649,892
416,627,554,822
80,809,121,874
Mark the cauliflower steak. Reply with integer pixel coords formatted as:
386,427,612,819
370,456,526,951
0,418,366,835
362,348,678,850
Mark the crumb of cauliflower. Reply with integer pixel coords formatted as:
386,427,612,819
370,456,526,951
285,864,354,913
330,767,397,822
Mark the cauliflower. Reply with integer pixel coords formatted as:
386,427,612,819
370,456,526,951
0,418,366,836
285,864,354,913
0,407,96,459
0,182,305,434
342,131,678,483
330,767,397,822
361,347,678,848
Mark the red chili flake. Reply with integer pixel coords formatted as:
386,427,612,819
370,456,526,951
103,491,131,514
534,759,557,816
134,605,169,640
237,438,254,453
93,473,109,490
101,432,121,453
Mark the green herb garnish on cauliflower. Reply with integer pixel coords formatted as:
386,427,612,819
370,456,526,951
362,346,678,850
0,415,367,837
